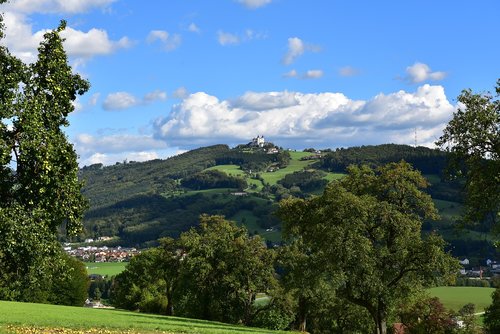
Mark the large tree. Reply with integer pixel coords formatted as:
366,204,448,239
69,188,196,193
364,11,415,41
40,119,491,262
279,161,458,334
0,1,89,301
436,80,499,227
176,215,277,325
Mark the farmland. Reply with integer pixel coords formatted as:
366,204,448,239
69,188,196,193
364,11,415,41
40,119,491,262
85,262,127,277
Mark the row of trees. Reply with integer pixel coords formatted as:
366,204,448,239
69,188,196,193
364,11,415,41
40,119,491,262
111,161,459,334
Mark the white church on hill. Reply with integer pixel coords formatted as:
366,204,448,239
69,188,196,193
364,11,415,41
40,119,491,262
250,135,265,147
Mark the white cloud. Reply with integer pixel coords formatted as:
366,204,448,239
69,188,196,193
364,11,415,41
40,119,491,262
74,133,184,166
172,87,189,99
236,0,273,9
217,29,267,46
282,37,320,65
5,0,116,14
339,66,359,77
1,11,131,63
147,30,181,51
144,90,167,103
61,27,132,58
303,70,324,79
153,85,456,149
88,93,101,107
188,23,200,33
405,62,447,83
103,92,139,111
103,90,168,111
217,31,240,46
283,69,298,78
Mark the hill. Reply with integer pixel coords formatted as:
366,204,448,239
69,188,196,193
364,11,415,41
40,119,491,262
0,300,284,334
76,143,493,262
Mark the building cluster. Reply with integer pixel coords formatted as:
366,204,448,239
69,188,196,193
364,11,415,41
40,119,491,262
459,258,500,277
64,245,139,262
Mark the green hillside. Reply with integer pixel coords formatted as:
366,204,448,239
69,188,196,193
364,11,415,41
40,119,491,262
76,143,493,261
0,301,285,334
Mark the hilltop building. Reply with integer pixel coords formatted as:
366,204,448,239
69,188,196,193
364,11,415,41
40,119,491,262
250,135,265,147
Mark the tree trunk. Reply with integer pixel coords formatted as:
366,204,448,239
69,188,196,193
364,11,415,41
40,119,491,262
298,296,307,332
373,311,387,334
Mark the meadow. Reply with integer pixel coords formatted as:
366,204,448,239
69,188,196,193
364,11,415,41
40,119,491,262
429,286,494,312
85,262,127,276
0,301,286,334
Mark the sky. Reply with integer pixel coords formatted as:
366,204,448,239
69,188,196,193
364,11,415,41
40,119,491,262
1,0,499,166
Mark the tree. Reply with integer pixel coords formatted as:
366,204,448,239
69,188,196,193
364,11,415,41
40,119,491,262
484,288,500,333
278,161,458,334
0,1,89,302
48,254,89,306
176,215,277,325
437,80,499,227
399,296,456,334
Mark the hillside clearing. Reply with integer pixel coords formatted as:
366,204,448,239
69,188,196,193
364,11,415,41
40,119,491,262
429,286,494,312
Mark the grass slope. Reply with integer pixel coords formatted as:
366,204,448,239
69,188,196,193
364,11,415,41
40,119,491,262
429,286,494,312
0,301,285,334
85,262,127,277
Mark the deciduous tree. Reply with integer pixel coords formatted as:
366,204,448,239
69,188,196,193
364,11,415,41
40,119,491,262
437,80,499,227
0,1,89,301
279,161,458,334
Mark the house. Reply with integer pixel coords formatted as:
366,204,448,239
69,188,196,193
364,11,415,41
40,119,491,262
459,258,469,265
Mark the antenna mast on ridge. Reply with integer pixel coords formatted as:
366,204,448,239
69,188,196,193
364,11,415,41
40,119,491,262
414,127,418,147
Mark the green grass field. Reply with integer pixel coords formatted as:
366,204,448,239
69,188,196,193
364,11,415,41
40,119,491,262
85,262,127,277
0,301,285,334
429,286,494,312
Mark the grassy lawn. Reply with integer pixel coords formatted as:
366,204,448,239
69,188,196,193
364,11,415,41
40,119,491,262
429,286,494,312
0,301,285,334
85,262,127,277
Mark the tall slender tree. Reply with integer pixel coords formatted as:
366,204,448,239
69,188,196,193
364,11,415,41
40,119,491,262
0,2,89,301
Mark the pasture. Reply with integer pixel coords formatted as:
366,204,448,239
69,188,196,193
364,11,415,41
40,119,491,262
0,301,285,334
85,262,127,277
429,286,494,312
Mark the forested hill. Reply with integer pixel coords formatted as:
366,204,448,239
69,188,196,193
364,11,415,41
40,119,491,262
76,143,483,258
318,144,448,174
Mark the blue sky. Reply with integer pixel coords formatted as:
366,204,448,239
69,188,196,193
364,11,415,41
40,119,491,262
1,0,499,165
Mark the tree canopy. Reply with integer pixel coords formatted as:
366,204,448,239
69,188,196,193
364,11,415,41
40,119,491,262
0,3,89,301
278,161,458,334
437,79,500,226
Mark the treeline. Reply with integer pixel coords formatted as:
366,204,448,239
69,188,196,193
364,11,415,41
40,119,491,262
215,149,290,171
181,170,247,190
83,192,277,247
108,163,465,334
318,144,448,174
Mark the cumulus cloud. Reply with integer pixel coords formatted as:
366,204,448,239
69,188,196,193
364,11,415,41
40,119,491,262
147,30,181,51
153,85,456,149
236,0,273,9
303,70,324,79
1,11,131,63
144,90,167,103
217,31,240,46
283,69,323,79
74,133,181,166
5,0,115,14
172,87,189,99
103,89,167,111
405,62,447,83
103,92,139,111
282,37,320,65
217,29,266,46
339,66,360,77
283,69,298,78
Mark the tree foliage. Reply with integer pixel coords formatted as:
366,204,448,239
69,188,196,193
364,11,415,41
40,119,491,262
0,4,89,302
437,79,500,226
278,161,458,334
